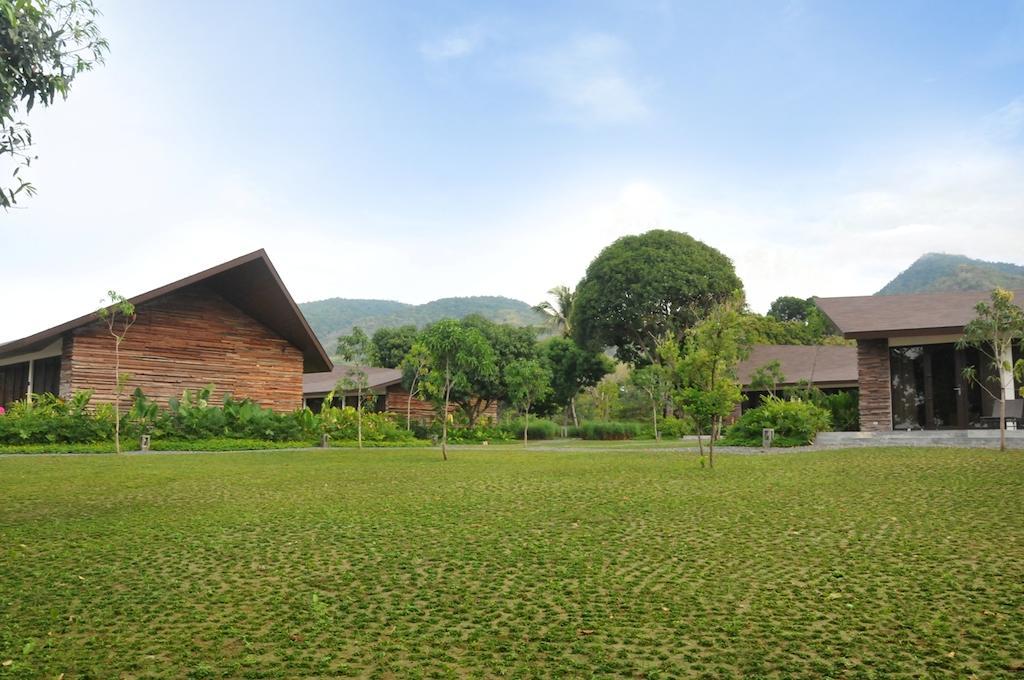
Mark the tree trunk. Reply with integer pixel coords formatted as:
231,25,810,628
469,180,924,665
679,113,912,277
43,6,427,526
357,387,363,449
406,377,415,431
524,407,529,447
571,396,579,428
1000,397,1006,452
441,361,450,461
114,337,121,455
652,401,660,441
708,417,716,468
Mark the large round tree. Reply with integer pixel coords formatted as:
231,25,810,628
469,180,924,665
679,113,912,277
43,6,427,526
572,229,742,364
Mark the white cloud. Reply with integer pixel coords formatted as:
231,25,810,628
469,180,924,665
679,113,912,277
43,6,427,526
419,24,487,61
516,33,650,124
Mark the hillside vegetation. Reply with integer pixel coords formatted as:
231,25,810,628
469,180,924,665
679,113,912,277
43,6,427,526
299,296,545,348
878,253,1024,295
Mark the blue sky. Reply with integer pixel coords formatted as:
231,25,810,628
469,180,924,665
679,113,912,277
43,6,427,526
3,0,1024,340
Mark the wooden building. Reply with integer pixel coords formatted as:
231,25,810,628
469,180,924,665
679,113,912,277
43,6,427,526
815,289,1024,431
303,365,499,423
0,250,332,411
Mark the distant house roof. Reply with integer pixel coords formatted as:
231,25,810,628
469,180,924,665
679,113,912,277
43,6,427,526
303,365,403,397
814,289,1024,340
736,344,858,390
0,249,333,373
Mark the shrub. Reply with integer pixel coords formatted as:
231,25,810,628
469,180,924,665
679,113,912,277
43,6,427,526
436,423,514,444
577,421,641,440
721,396,831,447
0,392,114,445
502,418,560,441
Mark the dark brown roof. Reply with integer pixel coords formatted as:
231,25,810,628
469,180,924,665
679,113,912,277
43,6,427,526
303,365,403,397
814,289,1024,340
0,249,333,372
736,344,858,389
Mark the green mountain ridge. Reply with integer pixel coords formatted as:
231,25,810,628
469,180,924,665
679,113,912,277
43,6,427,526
877,253,1024,295
299,295,546,349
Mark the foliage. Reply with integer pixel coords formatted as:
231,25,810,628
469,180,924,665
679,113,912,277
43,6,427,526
1,0,107,207
577,420,641,440
572,229,742,365
0,386,418,449
767,296,815,322
455,315,538,426
0,391,113,444
955,288,1024,451
370,325,418,367
721,395,832,447
631,359,672,440
335,326,371,364
674,299,751,464
657,415,695,438
501,417,560,441
419,318,497,458
743,310,845,346
504,358,552,445
539,337,613,420
749,359,785,396
532,285,575,337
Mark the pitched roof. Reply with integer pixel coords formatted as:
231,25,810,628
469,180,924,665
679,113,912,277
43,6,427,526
814,289,1024,340
736,344,858,389
303,365,403,397
0,249,333,373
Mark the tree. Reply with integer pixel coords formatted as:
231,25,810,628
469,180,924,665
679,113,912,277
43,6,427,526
675,299,751,467
370,325,419,368
541,337,612,427
631,363,671,440
533,285,575,337
2,0,107,208
97,290,136,454
749,360,785,397
767,296,814,323
457,315,538,426
399,341,430,430
335,367,369,448
956,288,1024,452
505,359,552,447
335,326,371,365
420,320,496,460
572,230,742,365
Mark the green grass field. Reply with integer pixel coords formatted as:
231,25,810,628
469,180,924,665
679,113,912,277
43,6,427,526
1,445,1022,678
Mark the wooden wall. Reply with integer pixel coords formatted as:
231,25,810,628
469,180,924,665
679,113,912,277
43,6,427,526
384,386,499,424
66,286,304,411
857,339,892,432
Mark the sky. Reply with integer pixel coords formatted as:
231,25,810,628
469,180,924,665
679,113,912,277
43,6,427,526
3,0,1024,341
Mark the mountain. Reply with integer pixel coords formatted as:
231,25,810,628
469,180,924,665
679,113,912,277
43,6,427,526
299,296,547,349
877,253,1024,295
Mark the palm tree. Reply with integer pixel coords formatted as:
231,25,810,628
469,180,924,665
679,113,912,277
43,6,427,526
533,285,575,337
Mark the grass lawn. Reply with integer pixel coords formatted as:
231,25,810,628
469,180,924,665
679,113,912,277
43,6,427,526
1,445,1022,678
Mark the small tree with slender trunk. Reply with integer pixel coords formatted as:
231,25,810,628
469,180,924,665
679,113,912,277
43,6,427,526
336,367,369,448
420,320,496,460
956,288,1024,452
506,359,552,447
400,342,431,430
631,363,671,441
97,291,136,454
674,298,750,467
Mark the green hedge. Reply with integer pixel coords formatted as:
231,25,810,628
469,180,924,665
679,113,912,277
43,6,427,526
576,421,642,440
502,418,560,440
721,396,831,447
